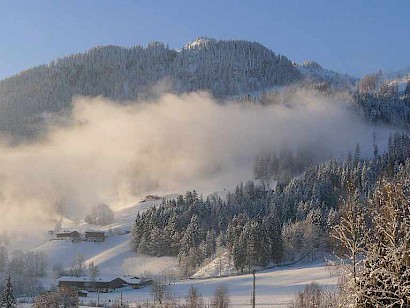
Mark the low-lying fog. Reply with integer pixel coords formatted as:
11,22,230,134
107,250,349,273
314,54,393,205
0,90,395,238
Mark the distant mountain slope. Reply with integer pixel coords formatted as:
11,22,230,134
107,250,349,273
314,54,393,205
172,37,301,97
0,42,176,138
379,66,410,95
296,61,357,89
385,66,410,79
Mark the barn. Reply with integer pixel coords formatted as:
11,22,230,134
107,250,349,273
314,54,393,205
55,231,82,243
84,231,105,242
57,275,141,292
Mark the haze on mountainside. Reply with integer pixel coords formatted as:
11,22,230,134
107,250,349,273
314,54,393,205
0,89,395,235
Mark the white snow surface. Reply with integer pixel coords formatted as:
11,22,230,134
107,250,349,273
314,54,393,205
34,197,178,281
73,261,336,307
192,251,236,279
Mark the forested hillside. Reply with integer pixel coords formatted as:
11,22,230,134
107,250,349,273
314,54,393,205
352,81,410,127
296,60,357,89
172,37,300,96
0,38,300,138
131,133,410,277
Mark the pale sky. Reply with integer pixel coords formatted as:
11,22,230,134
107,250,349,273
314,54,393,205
0,0,409,79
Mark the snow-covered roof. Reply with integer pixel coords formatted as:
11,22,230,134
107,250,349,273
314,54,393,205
58,275,141,284
56,231,81,237
85,231,105,237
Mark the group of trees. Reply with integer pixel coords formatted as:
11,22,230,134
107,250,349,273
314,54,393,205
150,282,230,308
51,253,98,280
357,72,382,93
6,250,47,278
131,193,219,276
85,203,115,225
68,254,86,277
288,132,410,307
131,133,410,278
33,287,78,308
351,70,410,128
352,90,410,128
290,282,339,308
332,163,410,306
0,249,47,297
253,144,328,188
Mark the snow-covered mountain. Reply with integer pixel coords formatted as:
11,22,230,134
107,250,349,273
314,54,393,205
296,60,357,89
172,37,301,96
0,37,301,138
0,37,359,140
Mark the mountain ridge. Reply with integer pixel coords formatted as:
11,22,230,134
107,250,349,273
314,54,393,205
0,37,354,139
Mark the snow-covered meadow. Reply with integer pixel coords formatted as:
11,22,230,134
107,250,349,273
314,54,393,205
73,261,336,307
13,194,337,307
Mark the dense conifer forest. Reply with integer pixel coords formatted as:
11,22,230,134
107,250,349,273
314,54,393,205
131,133,410,277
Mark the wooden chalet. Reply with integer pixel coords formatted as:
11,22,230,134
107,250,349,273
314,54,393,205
85,231,105,242
55,231,82,243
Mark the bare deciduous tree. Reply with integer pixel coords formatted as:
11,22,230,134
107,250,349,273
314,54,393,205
290,282,339,308
150,281,169,305
85,203,114,225
186,285,204,308
358,73,380,93
69,254,86,277
212,285,230,308
33,286,78,308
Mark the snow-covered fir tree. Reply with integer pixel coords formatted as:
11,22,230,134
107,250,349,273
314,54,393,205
0,276,16,308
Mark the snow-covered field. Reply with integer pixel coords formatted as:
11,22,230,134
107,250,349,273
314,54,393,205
32,197,178,287
192,251,235,279
20,194,338,308
72,261,337,307
35,234,177,281
13,261,338,307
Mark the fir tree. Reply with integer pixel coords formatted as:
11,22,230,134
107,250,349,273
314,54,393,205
1,275,17,308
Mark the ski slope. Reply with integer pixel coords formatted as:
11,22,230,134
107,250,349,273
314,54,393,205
33,197,178,284
34,233,177,279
